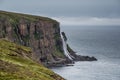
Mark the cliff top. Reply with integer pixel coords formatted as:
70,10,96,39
0,10,58,23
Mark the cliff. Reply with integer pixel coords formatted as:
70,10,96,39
0,11,97,67
0,10,97,80
0,39,64,80
0,11,69,66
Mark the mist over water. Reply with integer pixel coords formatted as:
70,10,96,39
52,25,120,80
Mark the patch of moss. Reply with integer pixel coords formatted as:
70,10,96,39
0,39,64,80
54,33,60,40
53,33,65,58
53,49,65,58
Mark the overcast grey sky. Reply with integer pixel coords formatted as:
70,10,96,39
0,0,120,25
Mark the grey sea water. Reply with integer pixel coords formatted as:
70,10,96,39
52,25,120,80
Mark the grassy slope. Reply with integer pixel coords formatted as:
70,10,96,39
0,39,64,80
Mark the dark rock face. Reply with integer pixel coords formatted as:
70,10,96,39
0,11,66,66
61,32,67,41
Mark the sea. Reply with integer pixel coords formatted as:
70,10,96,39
52,25,120,80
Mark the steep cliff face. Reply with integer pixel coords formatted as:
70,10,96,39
0,11,66,66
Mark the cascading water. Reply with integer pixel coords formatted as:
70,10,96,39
61,33,73,60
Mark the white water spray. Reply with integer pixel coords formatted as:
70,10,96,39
61,33,73,60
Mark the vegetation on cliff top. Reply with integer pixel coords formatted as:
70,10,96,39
0,39,64,80
0,10,58,23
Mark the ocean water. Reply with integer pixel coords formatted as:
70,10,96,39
52,25,120,80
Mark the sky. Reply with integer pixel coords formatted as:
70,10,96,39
0,0,120,25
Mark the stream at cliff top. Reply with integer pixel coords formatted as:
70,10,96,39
52,25,120,80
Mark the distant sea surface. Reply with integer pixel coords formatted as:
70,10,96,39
52,25,120,80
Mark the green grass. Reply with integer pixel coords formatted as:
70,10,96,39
54,48,65,58
0,10,58,23
0,39,64,80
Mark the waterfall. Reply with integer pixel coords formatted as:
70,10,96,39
61,33,73,60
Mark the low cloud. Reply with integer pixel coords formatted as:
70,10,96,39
52,17,120,26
